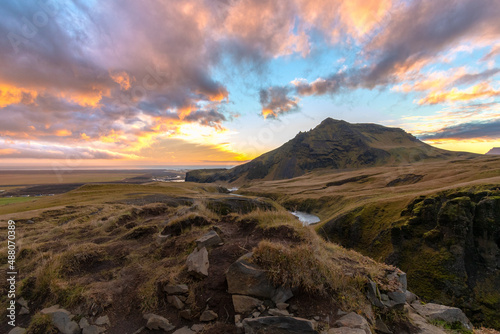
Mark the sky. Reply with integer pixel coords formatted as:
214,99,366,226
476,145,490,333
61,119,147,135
1,0,500,168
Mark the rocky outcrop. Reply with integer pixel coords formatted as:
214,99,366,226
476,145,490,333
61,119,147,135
321,188,500,329
333,313,371,334
411,302,473,330
226,253,293,303
196,230,223,249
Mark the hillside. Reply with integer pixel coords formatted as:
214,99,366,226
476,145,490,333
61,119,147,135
186,118,475,183
237,155,500,330
0,183,485,334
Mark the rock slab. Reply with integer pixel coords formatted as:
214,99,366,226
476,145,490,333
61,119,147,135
243,316,318,334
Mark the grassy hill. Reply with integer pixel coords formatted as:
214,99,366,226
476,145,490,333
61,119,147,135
186,118,475,183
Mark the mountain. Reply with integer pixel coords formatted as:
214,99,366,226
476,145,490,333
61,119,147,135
486,147,500,155
186,118,475,183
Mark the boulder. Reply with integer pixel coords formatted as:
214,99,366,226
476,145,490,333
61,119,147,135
95,315,110,327
232,295,263,313
406,305,446,334
187,247,209,278
173,327,195,334
19,307,29,315
411,302,473,330
200,310,218,322
243,316,318,334
50,311,80,334
180,309,192,320
405,291,417,304
144,313,176,331
167,295,185,310
165,284,189,295
8,328,26,334
227,253,292,302
79,317,90,329
196,230,222,249
334,312,371,334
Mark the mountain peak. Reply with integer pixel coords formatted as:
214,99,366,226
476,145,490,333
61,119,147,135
186,118,476,182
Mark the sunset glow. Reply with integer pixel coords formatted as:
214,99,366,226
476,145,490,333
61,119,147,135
1,0,499,167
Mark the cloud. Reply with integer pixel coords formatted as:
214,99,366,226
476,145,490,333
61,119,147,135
0,142,131,159
418,118,500,140
453,68,500,86
418,83,500,105
258,0,500,116
259,87,300,118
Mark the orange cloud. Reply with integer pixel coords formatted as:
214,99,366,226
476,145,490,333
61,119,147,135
55,129,72,137
340,0,392,37
418,82,500,105
110,71,131,90
0,148,19,155
0,84,38,108
262,108,277,119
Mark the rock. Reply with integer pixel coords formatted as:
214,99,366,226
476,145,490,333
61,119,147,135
290,305,299,312
165,284,189,295
79,317,90,329
387,291,406,307
328,328,366,334
19,307,29,315
51,311,81,334
398,273,407,292
374,317,392,334
227,253,275,298
405,290,417,304
17,297,29,309
272,286,294,304
156,234,170,245
8,328,26,334
191,324,204,332
243,316,318,334
26,220,35,224
411,302,473,330
82,325,105,334
313,316,320,321
144,313,176,331
227,253,292,302
167,295,185,310
334,312,371,334
200,310,218,322
178,295,187,302
252,311,261,318
180,309,192,320
232,295,263,313
212,226,224,236
196,230,222,249
406,305,446,334
173,327,195,334
268,308,290,316
95,315,111,326
276,303,289,310
366,280,384,308
187,247,209,278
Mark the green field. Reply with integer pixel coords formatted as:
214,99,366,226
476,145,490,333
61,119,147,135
0,196,36,206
